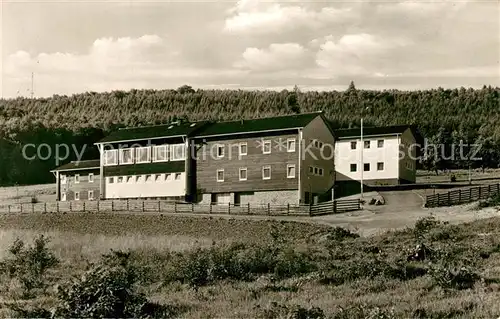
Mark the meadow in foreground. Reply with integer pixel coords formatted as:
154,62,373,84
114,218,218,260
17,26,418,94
1,213,500,318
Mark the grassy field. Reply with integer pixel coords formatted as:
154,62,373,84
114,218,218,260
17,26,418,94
1,212,500,318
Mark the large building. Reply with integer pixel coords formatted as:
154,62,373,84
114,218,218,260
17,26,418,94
51,113,420,204
334,125,419,185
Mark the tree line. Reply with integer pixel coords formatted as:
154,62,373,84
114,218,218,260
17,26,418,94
0,84,498,185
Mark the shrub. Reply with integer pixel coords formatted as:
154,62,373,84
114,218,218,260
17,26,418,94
414,216,441,238
430,264,480,290
255,302,325,319
478,193,500,208
167,243,316,287
327,227,360,241
331,304,397,319
53,250,177,318
1,235,58,298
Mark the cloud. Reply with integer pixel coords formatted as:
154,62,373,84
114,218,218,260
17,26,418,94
314,34,412,76
235,43,312,71
224,1,355,34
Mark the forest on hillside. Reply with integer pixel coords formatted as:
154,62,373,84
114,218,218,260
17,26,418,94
0,84,499,186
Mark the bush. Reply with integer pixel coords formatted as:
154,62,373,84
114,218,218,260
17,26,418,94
255,302,325,319
327,227,360,241
53,250,177,318
430,264,480,290
168,243,316,287
331,304,397,319
478,193,500,208
1,235,58,298
414,216,441,238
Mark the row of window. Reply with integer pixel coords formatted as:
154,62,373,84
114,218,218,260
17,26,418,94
61,190,94,201
61,173,94,184
308,166,324,176
108,173,182,184
215,138,296,158
216,164,296,182
350,162,385,172
104,144,186,166
351,139,384,150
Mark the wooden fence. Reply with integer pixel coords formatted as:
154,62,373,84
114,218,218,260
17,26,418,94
0,198,361,216
309,199,361,216
425,183,500,208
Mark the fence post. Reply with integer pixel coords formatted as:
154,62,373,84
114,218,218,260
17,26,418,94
479,187,482,200
8,205,10,214
158,201,161,212
447,192,451,206
174,202,177,213
458,189,462,204
228,202,231,215
267,203,270,215
44,202,47,213
334,200,337,214
470,188,473,202
56,202,59,213
248,203,250,214
83,201,86,212
287,203,290,215
111,201,114,212
192,203,194,212
209,203,212,214
488,184,492,196
126,199,129,211
32,203,34,213
97,200,100,212
20,204,23,213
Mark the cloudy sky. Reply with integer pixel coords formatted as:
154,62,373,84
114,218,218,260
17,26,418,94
1,0,499,98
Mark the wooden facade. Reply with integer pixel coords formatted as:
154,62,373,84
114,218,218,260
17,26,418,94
58,168,100,201
195,131,300,195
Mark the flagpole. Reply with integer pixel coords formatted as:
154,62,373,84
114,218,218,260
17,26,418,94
360,117,364,198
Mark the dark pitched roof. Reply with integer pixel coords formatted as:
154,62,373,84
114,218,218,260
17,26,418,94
333,125,420,139
97,121,209,144
51,160,100,172
194,112,323,137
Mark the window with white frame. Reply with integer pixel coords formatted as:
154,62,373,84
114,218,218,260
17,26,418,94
263,140,271,154
239,167,247,181
165,173,172,181
88,190,94,200
377,162,384,171
364,140,371,149
377,140,384,148
287,139,296,152
61,175,67,184
117,176,123,183
350,141,357,150
135,176,142,183
216,144,225,158
262,166,271,180
108,177,114,184
120,148,134,164
126,176,133,183
171,144,185,161
175,173,181,180
318,168,324,176
88,173,94,183
145,174,152,182
74,191,80,201
75,174,80,184
309,166,313,174
314,167,318,175
61,192,66,201
239,143,247,156
104,149,118,166
287,164,296,178
350,164,357,172
155,174,161,181
217,169,224,182
153,145,169,162
135,147,151,163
